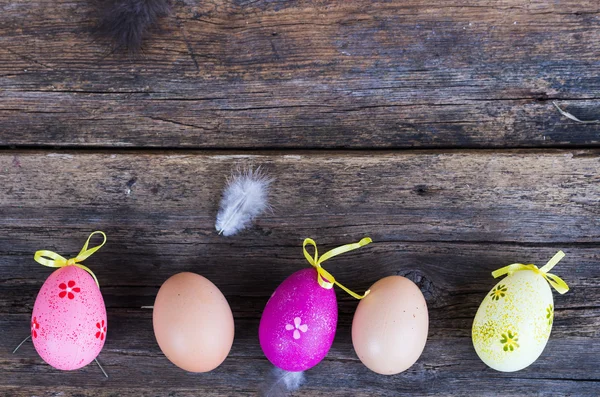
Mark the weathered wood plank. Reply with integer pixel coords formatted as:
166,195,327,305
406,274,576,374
2,324,600,397
0,150,599,395
1,1,599,148
1,150,599,244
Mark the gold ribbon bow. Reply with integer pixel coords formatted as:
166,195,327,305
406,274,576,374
303,237,372,299
34,231,107,288
491,251,569,294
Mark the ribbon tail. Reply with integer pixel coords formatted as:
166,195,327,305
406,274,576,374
544,272,569,294
75,263,100,288
316,264,368,298
334,281,370,300
540,250,566,273
315,265,335,289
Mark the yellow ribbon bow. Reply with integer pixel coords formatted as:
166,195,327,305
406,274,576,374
491,251,569,294
34,231,107,288
303,237,372,299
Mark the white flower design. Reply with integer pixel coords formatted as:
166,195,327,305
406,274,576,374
285,317,308,340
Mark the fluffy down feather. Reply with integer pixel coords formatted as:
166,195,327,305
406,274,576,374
215,168,272,236
261,368,305,397
93,0,170,53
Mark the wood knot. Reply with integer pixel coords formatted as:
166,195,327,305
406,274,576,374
126,177,138,188
535,92,549,102
254,225,272,237
397,269,436,301
413,184,429,196
125,177,138,195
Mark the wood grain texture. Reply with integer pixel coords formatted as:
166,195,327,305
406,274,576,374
1,150,599,396
2,0,599,395
1,0,600,148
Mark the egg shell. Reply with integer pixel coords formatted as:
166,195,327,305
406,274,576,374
153,272,234,372
472,270,554,372
31,265,107,370
351,276,428,375
259,268,338,372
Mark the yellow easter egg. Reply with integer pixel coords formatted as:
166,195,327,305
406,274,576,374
472,270,554,372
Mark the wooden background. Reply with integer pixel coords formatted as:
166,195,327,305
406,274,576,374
1,0,599,396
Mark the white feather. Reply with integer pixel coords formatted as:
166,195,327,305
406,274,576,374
262,368,305,397
215,167,272,236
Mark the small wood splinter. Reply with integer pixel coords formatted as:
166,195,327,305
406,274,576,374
12,335,31,354
13,334,109,377
552,101,600,124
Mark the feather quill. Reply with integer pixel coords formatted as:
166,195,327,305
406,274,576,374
93,0,171,53
261,368,305,397
215,168,272,236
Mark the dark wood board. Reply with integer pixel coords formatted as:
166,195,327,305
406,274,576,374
1,0,600,148
1,150,599,396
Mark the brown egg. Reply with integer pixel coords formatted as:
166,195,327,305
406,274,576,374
352,276,428,375
153,272,234,372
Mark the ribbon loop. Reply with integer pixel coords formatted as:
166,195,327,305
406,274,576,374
491,251,569,295
302,237,372,299
33,250,68,268
34,231,106,288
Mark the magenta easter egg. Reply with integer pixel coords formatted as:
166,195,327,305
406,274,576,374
259,268,337,372
31,265,107,370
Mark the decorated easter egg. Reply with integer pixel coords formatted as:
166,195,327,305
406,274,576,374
352,276,429,375
31,265,107,370
472,270,554,372
153,272,234,372
259,268,338,372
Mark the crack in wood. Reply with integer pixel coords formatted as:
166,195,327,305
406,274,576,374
174,16,200,72
4,48,54,71
146,116,213,131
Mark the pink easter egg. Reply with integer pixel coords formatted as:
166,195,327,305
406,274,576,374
259,268,338,372
31,265,107,370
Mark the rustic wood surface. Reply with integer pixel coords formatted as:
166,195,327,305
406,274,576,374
1,151,599,396
1,0,599,396
1,0,600,148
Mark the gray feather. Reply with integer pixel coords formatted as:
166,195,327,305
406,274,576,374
215,167,272,236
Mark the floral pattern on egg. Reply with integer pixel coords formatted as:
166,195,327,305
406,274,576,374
31,265,107,370
31,317,40,338
58,280,81,299
500,331,519,352
286,317,309,340
95,320,107,341
489,284,507,301
546,304,554,325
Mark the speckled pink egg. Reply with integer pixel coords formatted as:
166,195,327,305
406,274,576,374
31,265,107,370
259,268,337,372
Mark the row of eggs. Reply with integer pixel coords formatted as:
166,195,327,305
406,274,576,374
31,260,563,375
